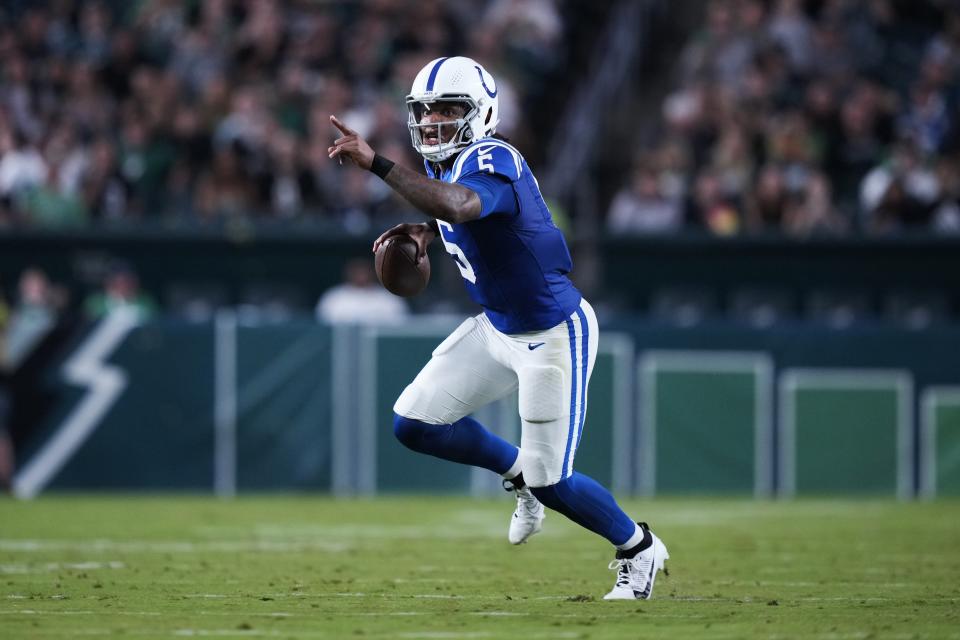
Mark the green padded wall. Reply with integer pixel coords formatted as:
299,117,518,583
235,324,333,491
366,324,475,494
779,370,912,498
639,352,773,496
922,388,960,497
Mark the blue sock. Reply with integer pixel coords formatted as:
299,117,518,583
531,472,636,546
393,414,519,475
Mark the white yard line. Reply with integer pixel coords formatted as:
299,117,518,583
0,610,163,616
1,560,125,574
0,540,350,553
397,634,492,639
195,524,515,540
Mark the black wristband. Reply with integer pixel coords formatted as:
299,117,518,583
426,219,440,235
370,154,395,179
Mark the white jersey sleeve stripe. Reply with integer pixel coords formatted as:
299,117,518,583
450,145,484,182
450,139,523,182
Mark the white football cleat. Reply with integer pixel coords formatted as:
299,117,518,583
603,523,669,600
507,485,545,545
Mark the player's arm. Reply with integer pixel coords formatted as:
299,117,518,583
328,116,482,225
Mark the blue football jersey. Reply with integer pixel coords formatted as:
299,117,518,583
425,138,582,334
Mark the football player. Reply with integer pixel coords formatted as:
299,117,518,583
329,56,668,600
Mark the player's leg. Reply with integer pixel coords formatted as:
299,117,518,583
512,299,669,598
392,316,520,477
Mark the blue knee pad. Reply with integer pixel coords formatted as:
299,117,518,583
530,473,636,546
392,413,518,474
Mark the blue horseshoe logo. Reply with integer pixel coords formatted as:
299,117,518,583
475,66,497,98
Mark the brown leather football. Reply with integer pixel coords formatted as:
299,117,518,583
375,235,430,297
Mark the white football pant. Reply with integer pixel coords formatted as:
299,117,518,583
394,298,598,487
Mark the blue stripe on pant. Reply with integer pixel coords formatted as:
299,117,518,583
560,315,578,478
575,306,589,452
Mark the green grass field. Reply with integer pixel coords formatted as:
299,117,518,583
1,496,958,639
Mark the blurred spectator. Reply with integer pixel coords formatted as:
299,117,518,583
745,164,789,232
194,144,257,219
1,268,66,372
84,265,157,321
316,259,409,325
767,0,814,73
783,171,847,236
932,157,960,233
679,0,758,90
860,139,940,232
0,131,46,203
606,164,683,234
688,169,740,236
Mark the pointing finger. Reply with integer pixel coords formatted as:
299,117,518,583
329,115,355,136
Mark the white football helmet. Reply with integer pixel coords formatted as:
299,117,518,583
406,56,500,163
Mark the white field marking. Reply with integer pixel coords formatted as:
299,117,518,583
664,596,960,605
187,611,294,618
468,612,528,617
391,578,453,583
1,560,125,574
397,634,492,640
0,610,94,615
0,539,350,554
174,632,280,638
278,593,569,602
399,634,583,640
0,610,164,618
195,523,520,541
171,632,379,639
184,592,560,602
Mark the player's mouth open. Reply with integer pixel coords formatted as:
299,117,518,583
423,126,441,145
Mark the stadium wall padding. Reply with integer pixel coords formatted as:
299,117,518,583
11,317,960,498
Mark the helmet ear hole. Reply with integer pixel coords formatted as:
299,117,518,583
484,107,492,126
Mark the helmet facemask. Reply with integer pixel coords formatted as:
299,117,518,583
406,96,479,163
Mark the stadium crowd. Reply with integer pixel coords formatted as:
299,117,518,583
0,0,565,232
608,0,960,236
0,0,957,238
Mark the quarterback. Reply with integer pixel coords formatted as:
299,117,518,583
329,56,668,600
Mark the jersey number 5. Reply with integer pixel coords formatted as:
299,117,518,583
478,151,495,174
437,221,477,284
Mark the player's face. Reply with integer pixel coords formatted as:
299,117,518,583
417,103,467,146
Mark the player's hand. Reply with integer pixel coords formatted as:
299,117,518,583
328,115,375,170
373,223,436,264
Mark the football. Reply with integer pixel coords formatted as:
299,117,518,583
375,235,430,297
